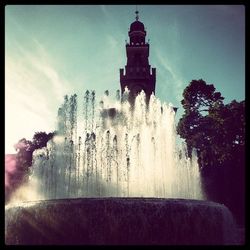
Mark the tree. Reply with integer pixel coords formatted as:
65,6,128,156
207,100,245,225
32,131,55,150
14,138,34,172
177,79,245,225
177,79,224,157
5,131,56,203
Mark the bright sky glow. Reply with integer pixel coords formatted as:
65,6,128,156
5,5,245,153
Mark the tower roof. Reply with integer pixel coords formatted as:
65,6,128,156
129,7,145,32
130,20,145,32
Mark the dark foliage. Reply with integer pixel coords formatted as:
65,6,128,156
5,131,56,203
177,79,245,225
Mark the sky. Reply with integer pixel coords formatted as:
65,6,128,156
5,5,245,153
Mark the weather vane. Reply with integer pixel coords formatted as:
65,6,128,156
135,5,139,21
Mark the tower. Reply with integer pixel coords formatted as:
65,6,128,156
120,9,156,104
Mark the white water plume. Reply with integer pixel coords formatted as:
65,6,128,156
29,89,204,200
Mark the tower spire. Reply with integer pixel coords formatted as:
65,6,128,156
135,5,139,21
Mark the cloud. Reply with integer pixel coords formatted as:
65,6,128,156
155,48,185,102
5,38,71,153
106,34,118,49
16,39,70,100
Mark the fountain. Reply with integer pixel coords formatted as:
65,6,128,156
5,90,239,245
29,89,203,200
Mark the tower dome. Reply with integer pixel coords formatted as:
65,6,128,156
128,9,146,36
130,20,145,32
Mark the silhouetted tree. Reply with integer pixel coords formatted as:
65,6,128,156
177,79,245,225
32,131,55,150
177,79,224,157
207,100,245,225
5,131,56,203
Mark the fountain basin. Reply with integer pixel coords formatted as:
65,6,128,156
5,198,238,245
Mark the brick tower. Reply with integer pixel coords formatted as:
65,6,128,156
120,9,156,104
